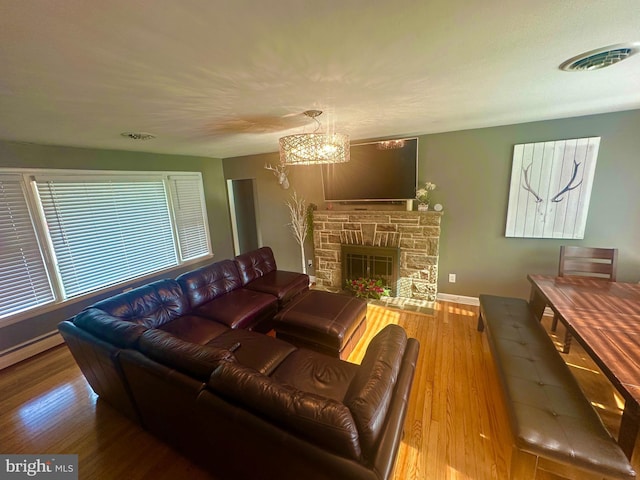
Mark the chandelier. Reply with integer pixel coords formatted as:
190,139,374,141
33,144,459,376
279,110,350,165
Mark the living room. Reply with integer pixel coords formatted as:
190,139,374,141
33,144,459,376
1,1,640,479
3,109,639,366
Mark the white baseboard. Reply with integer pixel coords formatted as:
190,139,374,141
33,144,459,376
437,293,554,316
437,293,480,306
0,331,64,370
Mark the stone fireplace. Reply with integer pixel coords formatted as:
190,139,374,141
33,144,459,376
312,209,442,304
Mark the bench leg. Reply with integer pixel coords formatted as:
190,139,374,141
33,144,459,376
550,312,559,332
477,313,485,332
510,447,537,480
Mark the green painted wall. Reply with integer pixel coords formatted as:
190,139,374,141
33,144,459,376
224,109,640,298
0,140,234,351
424,109,640,297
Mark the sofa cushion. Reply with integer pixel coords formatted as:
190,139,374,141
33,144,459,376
271,348,358,402
159,314,229,345
243,270,309,307
343,325,407,456
176,260,243,309
208,362,362,460
92,279,189,329
193,288,278,330
73,307,148,348
233,246,277,285
207,329,296,376
138,329,236,382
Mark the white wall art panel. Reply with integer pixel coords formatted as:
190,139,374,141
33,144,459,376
505,137,600,239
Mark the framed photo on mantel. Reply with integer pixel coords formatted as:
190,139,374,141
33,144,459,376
505,137,600,239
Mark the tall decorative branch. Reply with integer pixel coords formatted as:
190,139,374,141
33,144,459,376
286,191,308,274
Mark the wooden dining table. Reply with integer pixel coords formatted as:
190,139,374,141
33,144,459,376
527,274,640,459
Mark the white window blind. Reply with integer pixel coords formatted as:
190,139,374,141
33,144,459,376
36,177,178,298
169,175,210,261
0,175,54,318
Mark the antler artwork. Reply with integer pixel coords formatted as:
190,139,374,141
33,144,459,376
522,159,583,204
522,163,543,203
265,163,290,189
550,160,583,202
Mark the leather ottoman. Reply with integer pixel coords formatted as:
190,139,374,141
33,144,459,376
272,290,367,359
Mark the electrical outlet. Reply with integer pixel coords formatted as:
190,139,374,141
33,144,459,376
307,259,313,268
448,273,456,283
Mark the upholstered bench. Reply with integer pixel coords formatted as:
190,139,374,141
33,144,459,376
478,294,635,480
272,290,367,359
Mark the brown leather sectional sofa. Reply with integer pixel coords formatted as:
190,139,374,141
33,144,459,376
58,247,420,480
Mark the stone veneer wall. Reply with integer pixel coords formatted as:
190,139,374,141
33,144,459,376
312,210,442,303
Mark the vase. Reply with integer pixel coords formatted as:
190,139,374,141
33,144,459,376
418,203,429,211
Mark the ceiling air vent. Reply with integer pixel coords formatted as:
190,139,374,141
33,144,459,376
560,43,640,71
121,132,156,140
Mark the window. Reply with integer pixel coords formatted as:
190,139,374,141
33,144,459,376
0,170,212,320
0,175,55,317
35,176,179,298
168,175,211,261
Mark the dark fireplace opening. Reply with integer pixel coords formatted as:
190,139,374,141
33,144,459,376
341,245,399,296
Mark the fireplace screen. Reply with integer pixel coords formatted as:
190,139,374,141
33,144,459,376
341,245,399,296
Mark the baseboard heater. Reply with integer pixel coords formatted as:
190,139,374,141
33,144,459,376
0,331,64,370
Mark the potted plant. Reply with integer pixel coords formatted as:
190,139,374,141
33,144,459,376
345,277,391,300
416,181,436,211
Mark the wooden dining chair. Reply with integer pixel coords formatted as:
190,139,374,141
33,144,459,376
551,246,618,353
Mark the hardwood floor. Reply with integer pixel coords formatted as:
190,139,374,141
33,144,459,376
1,302,637,479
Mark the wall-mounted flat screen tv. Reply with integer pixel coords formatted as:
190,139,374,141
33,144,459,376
321,138,418,202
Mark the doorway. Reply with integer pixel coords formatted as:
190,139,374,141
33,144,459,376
227,178,260,255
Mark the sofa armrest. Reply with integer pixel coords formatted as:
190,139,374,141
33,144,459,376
208,361,362,460
344,324,408,457
371,338,419,479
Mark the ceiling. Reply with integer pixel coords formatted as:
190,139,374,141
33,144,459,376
1,0,639,159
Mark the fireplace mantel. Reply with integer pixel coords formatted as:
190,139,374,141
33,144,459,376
312,210,441,304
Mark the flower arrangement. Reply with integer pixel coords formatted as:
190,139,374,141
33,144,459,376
416,181,436,204
345,277,391,300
